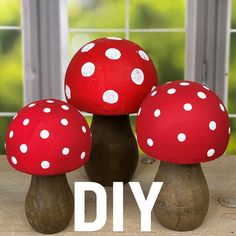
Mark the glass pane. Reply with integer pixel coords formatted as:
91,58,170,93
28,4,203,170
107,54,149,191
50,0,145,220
226,118,236,155
0,30,23,112
68,32,125,59
228,33,236,114
231,0,236,29
0,0,21,26
68,0,125,29
0,117,13,154
130,33,185,84
130,0,186,29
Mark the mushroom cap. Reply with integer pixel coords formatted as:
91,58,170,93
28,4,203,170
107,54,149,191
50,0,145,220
5,99,92,176
136,81,230,164
65,37,158,115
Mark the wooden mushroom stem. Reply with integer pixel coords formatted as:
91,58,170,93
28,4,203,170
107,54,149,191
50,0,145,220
25,174,74,234
154,161,209,231
85,115,139,187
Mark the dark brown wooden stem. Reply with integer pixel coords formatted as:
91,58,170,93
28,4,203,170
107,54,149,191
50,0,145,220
154,161,209,231
85,115,139,186
25,174,74,234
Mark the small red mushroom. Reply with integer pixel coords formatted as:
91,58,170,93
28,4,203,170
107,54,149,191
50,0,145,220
136,80,230,231
5,99,92,234
65,37,158,186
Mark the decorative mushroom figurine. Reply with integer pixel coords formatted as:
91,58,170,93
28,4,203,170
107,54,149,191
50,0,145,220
5,99,92,234
136,80,230,231
65,37,158,186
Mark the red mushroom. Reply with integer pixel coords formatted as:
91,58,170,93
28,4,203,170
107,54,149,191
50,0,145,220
5,99,92,234
65,37,158,186
136,81,230,231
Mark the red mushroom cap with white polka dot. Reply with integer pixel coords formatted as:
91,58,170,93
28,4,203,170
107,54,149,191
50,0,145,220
136,81,230,164
65,37,158,115
5,99,92,176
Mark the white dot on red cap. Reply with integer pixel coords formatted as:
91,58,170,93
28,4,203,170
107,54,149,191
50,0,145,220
207,149,215,157
167,88,176,94
65,85,71,99
197,92,206,99
154,109,161,117
177,133,186,142
131,68,144,85
28,103,36,108
180,82,190,86
81,62,95,77
107,36,122,40
138,108,141,116
82,126,86,133
105,48,121,60
40,130,50,139
9,131,14,138
138,50,149,61
203,85,210,90
229,127,231,134
23,118,29,126
11,156,17,165
209,121,216,130
61,118,68,126
62,147,70,155
151,91,157,96
41,161,50,169
81,42,95,52
61,105,69,110
183,103,192,111
147,138,154,147
81,151,86,159
219,103,225,112
13,113,18,119
20,144,28,153
46,100,54,103
151,86,157,91
102,90,119,104
43,108,51,113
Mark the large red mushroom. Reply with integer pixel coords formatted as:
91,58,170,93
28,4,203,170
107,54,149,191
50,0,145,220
5,99,92,234
136,80,230,231
65,37,158,186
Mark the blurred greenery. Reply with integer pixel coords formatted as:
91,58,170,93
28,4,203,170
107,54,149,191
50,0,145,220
0,0,235,155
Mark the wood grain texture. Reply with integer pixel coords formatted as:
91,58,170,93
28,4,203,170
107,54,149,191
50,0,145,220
0,155,235,235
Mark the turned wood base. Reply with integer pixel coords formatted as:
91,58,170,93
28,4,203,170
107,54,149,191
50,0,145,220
154,161,209,231
25,174,74,234
85,115,139,187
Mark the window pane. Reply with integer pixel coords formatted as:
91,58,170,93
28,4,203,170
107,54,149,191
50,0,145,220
68,0,125,29
0,117,13,154
129,33,185,84
129,0,186,29
227,118,236,155
0,30,23,112
0,0,21,26
231,0,236,29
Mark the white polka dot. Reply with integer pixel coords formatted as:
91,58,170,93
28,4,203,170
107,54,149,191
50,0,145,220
102,90,119,104
82,126,86,133
177,133,186,142
65,85,71,99
147,138,154,147
131,68,144,85
207,149,215,157
28,103,36,108
62,147,70,155
106,36,122,40
13,113,18,119
105,48,121,60
61,118,68,126
183,103,192,111
138,108,141,116
151,91,157,96
81,62,95,77
229,127,231,134
151,86,157,91
11,156,17,165
180,82,190,86
219,103,225,112
46,100,54,103
40,130,50,139
61,105,69,110
20,144,28,153
197,92,206,99
138,50,149,61
165,81,172,84
203,85,210,90
81,42,95,52
41,161,50,169
43,108,51,113
154,109,161,117
81,151,86,159
209,121,216,131
167,88,176,94
9,131,14,138
23,118,30,126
